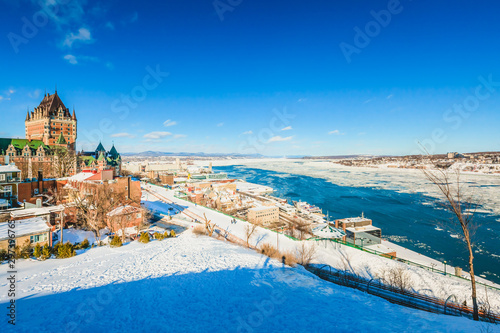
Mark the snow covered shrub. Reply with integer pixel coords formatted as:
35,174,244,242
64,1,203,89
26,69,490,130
33,243,42,258
260,243,278,258
110,236,122,247
57,242,76,259
296,242,317,266
281,250,298,267
19,239,32,259
192,224,207,236
153,232,164,240
42,245,51,259
170,230,176,238
77,238,90,249
139,232,150,243
163,231,170,238
0,249,7,261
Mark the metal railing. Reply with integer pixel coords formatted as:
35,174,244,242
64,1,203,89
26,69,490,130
311,237,500,293
307,264,500,323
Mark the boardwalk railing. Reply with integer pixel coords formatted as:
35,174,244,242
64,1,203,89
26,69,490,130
307,264,500,324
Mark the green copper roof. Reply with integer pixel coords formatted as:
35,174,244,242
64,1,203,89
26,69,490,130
0,138,49,153
95,142,106,153
55,133,67,145
109,144,119,158
97,152,106,161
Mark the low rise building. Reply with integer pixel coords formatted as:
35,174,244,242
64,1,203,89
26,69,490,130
335,217,381,246
0,164,21,209
0,217,52,250
248,206,279,225
106,205,143,234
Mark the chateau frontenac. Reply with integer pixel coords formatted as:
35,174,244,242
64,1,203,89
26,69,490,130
0,91,121,179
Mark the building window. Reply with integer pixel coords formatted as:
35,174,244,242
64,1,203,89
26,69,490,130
30,233,48,243
0,174,5,181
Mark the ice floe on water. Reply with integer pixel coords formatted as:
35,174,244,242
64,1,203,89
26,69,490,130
219,159,500,217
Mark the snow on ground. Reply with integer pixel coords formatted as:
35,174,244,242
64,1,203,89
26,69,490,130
0,229,494,332
196,159,500,216
144,184,500,313
55,228,96,245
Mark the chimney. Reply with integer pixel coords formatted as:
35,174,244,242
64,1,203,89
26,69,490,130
127,176,131,200
38,169,43,194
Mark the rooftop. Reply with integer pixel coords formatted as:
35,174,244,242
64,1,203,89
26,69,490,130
337,217,372,223
10,204,67,219
0,217,50,241
249,205,278,212
345,225,381,233
0,164,21,173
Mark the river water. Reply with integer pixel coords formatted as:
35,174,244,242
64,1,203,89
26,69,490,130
214,164,500,284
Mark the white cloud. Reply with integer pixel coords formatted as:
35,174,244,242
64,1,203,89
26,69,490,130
63,54,99,65
328,130,344,135
111,132,136,139
297,98,307,102
163,119,177,127
28,89,42,99
105,22,115,30
63,54,78,64
281,126,292,131
268,136,293,143
0,88,15,101
121,12,139,25
386,94,393,99
130,12,138,23
242,130,253,135
143,131,172,139
174,134,187,139
217,122,224,127
63,27,93,48
363,98,373,104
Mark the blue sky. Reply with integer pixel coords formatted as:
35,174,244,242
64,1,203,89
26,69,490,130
1,0,499,156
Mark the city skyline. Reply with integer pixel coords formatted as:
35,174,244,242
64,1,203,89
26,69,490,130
1,0,499,156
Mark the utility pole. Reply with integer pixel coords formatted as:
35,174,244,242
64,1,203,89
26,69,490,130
59,210,64,245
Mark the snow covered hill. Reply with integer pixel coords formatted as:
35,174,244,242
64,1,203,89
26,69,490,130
0,230,495,332
144,184,500,313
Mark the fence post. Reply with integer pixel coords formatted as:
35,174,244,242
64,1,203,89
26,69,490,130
366,278,375,294
444,295,457,315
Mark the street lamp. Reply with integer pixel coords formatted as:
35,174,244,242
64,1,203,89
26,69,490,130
444,261,447,275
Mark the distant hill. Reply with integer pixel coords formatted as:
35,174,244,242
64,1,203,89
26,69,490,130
302,154,382,160
122,151,269,158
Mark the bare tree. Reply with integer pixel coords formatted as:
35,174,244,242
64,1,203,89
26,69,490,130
52,147,76,178
296,242,317,266
203,213,216,237
244,222,259,248
293,218,312,240
70,184,127,244
47,186,69,245
422,167,480,320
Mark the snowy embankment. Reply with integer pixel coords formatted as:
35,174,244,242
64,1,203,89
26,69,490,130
0,228,493,332
144,184,500,313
